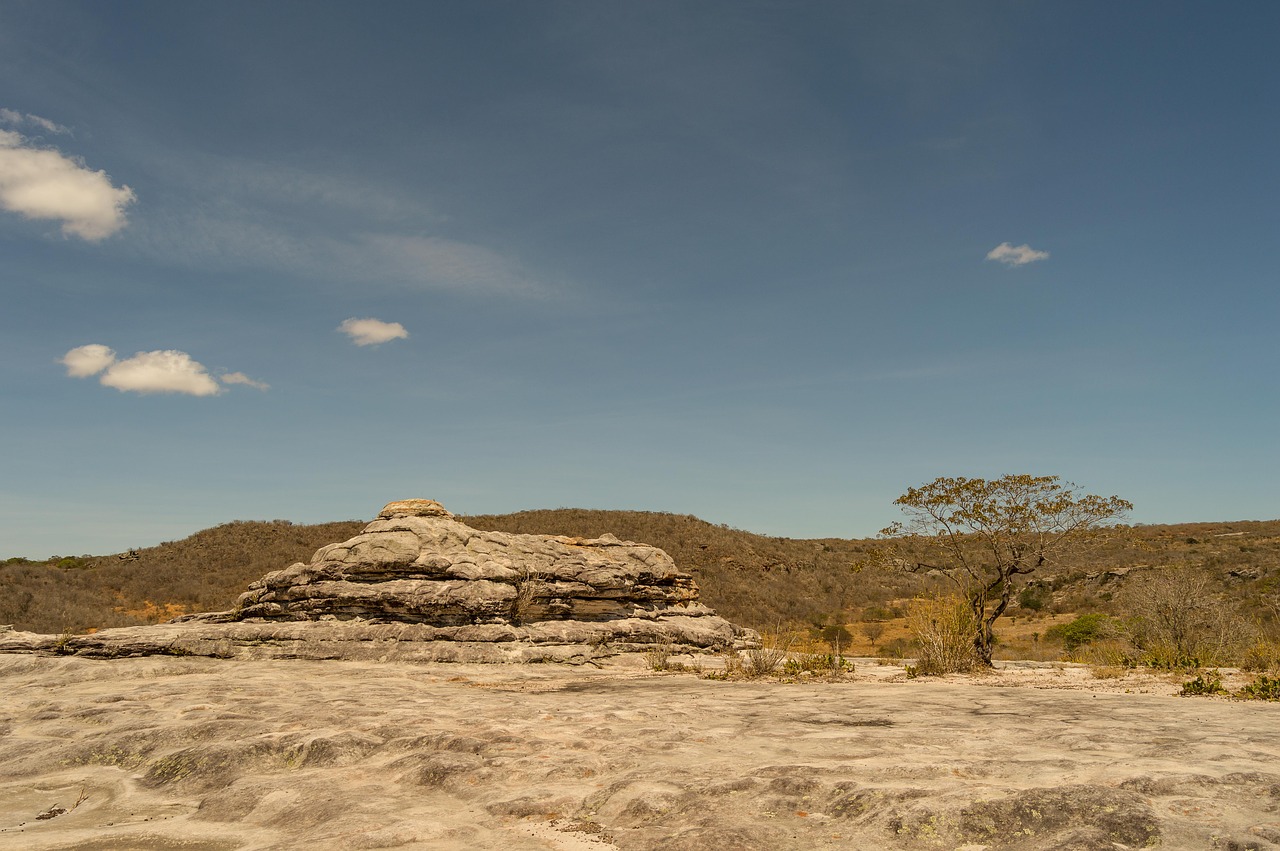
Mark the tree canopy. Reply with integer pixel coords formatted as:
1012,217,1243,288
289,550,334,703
881,474,1132,666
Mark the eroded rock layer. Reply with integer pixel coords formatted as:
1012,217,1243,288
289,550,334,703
0,499,757,662
235,498,703,626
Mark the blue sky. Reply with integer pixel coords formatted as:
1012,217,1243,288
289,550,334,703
2,1,1277,558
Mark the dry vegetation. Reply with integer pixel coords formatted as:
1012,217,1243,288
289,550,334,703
3,510,1279,673
1,520,363,634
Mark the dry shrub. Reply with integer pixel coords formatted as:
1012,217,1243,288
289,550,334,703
745,629,796,676
1242,639,1280,673
1069,637,1139,667
1121,567,1255,667
720,646,743,676
644,643,674,671
907,594,979,675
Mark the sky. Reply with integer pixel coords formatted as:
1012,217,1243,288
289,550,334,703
1,1,1277,558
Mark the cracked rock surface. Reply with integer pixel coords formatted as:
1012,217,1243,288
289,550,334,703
1,656,1278,850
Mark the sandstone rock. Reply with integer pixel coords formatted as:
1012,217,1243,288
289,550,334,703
0,500,757,662
376,498,454,520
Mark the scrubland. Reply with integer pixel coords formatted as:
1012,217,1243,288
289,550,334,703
4,511,1278,673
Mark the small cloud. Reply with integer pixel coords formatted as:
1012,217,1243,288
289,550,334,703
356,234,545,296
220,371,270,391
0,109,69,135
61,344,224,396
986,242,1049,267
100,350,222,396
339,317,409,347
60,343,117,377
0,127,135,240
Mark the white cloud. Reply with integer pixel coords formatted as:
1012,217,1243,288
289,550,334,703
61,345,226,396
339,317,409,347
27,115,71,135
60,343,117,377
99,350,222,396
0,128,135,240
0,109,69,134
986,242,1049,267
0,108,69,133
220,371,270,391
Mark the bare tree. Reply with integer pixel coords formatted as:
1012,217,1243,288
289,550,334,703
1121,567,1254,666
880,475,1132,666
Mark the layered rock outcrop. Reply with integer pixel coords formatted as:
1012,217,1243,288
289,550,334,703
0,500,757,662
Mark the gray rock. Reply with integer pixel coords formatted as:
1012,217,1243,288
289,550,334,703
0,499,758,662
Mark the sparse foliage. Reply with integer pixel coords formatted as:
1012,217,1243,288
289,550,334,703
880,475,1132,666
745,629,795,676
644,643,674,671
1121,567,1255,667
907,594,979,675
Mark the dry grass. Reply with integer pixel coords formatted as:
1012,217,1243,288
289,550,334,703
907,595,979,675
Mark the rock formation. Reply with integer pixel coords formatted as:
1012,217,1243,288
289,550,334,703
0,499,757,662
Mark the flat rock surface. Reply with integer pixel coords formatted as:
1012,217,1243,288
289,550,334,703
1,656,1277,850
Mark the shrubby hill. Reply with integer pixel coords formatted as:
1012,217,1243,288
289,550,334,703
3,509,1278,637
1,520,365,635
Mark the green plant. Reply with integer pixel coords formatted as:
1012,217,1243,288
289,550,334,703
1235,674,1280,701
1179,670,1227,696
1017,585,1050,612
1145,650,1203,671
819,622,854,652
1046,612,1115,651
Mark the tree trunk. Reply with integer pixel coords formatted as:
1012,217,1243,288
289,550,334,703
971,570,1016,667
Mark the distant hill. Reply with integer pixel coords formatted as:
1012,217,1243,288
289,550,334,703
3,509,1278,637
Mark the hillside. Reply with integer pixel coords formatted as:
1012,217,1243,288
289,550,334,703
3,509,1279,639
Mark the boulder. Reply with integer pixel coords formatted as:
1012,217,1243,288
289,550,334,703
0,500,757,663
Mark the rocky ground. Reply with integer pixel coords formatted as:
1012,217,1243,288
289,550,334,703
1,655,1277,851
